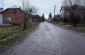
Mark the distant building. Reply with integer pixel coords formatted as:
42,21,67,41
32,15,41,22
60,4,85,23
54,15,61,21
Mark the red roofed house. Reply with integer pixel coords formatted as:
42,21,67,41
2,7,31,25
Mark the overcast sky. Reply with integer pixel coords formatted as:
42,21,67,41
0,0,63,18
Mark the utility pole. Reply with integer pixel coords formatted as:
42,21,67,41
54,5,56,17
53,5,56,22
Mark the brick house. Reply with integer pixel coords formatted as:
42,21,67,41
60,4,85,23
2,8,31,25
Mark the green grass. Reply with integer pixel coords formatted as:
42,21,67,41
0,26,24,53
0,23,38,43
53,21,85,32
53,21,66,26
0,26,21,40
0,23,38,53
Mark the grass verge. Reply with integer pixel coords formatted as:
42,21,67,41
0,22,38,53
53,21,85,32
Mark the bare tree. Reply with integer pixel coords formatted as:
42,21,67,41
22,0,31,31
22,0,30,13
63,0,82,6
30,6,38,15
21,0,38,30
73,0,82,6
22,0,38,14
62,0,68,6
62,0,72,6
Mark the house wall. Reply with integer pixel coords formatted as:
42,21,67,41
2,9,24,24
60,9,64,18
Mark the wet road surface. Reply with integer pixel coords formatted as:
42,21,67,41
3,22,85,55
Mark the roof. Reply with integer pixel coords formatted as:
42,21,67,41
32,15,41,19
1,8,21,13
1,7,31,17
1,5,21,13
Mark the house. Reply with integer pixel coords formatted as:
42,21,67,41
32,15,41,22
54,15,61,21
2,8,31,25
0,8,3,25
60,4,85,23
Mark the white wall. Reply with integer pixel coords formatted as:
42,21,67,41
0,14,2,25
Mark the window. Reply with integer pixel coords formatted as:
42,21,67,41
6,16,11,22
66,12,69,15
